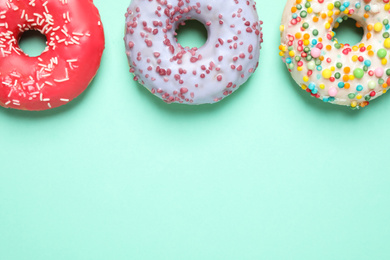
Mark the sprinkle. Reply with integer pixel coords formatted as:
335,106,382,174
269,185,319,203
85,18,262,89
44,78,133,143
310,47,321,58
368,80,376,89
353,68,364,79
328,87,338,97
374,22,383,32
322,69,332,79
377,49,387,58
375,68,384,78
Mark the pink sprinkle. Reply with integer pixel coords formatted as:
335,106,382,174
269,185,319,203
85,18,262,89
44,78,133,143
310,47,321,58
328,87,337,97
375,67,384,78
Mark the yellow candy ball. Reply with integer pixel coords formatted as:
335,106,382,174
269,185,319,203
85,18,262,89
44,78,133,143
374,22,383,32
384,38,390,49
322,69,332,79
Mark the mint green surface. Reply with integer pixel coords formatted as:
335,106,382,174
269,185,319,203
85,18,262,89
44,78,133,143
1,1,390,260
334,18,364,45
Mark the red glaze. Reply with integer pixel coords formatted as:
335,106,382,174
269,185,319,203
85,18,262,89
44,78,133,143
0,0,105,110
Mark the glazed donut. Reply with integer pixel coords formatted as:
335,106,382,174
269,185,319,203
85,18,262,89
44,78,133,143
280,0,390,109
124,0,262,104
0,0,105,111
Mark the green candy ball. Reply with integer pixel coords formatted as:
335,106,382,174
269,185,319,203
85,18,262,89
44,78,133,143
377,48,387,59
368,80,376,89
307,61,315,70
353,68,364,79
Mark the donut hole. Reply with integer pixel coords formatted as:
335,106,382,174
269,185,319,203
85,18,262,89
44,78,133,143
19,30,47,57
333,17,364,46
175,20,208,48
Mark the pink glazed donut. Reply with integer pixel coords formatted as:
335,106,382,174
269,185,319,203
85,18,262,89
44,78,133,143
124,0,262,104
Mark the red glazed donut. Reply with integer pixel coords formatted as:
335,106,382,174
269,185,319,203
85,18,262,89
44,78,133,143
0,0,105,111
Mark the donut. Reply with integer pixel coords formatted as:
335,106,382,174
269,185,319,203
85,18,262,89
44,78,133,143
0,0,105,111
124,0,262,104
280,0,390,109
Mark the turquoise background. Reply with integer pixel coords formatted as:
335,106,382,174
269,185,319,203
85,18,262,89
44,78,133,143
1,0,390,259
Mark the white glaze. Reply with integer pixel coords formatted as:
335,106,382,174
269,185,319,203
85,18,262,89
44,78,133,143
125,0,262,104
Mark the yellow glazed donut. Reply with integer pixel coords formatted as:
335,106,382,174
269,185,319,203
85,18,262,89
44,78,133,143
280,0,390,109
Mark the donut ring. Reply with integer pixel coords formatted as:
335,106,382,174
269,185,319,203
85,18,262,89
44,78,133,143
124,0,262,104
280,0,390,109
0,0,105,111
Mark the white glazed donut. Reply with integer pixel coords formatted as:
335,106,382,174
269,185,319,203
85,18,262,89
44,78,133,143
124,0,262,104
280,0,390,109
